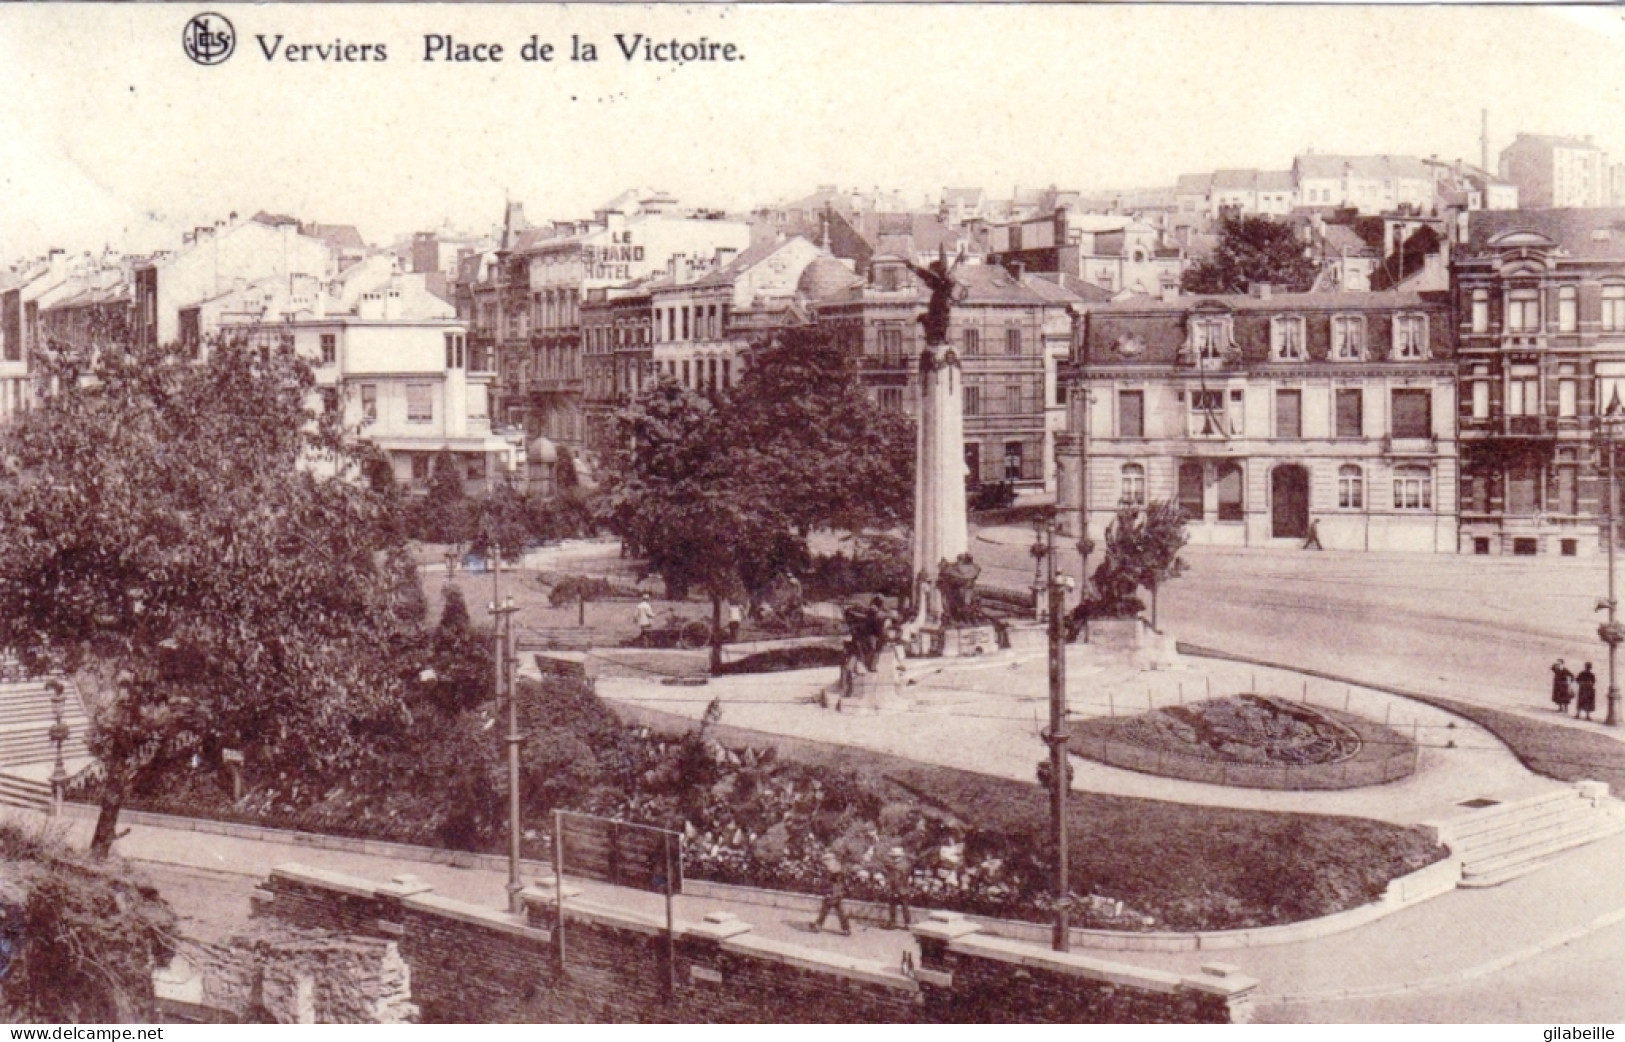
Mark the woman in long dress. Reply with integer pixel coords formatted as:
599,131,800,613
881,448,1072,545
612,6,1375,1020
1577,663,1598,721
1552,659,1575,713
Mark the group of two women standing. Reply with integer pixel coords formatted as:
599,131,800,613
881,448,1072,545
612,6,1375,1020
1550,659,1600,720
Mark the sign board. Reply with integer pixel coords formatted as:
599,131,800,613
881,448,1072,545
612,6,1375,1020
555,811,682,896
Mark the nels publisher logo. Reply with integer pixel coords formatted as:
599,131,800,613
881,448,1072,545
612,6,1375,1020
182,12,236,66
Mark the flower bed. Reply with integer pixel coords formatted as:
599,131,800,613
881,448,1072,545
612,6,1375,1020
1070,695,1418,790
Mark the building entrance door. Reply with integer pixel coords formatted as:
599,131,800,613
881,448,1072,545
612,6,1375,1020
1271,465,1310,539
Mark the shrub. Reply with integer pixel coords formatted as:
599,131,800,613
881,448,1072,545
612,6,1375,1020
969,481,1017,512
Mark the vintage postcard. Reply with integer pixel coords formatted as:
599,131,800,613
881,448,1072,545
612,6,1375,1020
1,2,1623,1029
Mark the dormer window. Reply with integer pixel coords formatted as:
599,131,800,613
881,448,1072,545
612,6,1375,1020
1331,315,1366,360
1187,314,1232,366
1270,316,1306,360
1393,314,1429,360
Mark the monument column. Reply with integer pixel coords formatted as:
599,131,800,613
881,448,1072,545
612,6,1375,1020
912,342,968,626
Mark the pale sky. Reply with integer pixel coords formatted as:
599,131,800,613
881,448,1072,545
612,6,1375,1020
1,4,1623,261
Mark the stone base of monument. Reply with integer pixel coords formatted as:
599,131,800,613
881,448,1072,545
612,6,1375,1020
1086,617,1180,670
822,666,914,715
1002,620,1049,653
912,623,1000,658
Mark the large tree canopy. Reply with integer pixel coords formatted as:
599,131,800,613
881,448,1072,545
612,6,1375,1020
598,329,913,669
0,336,417,855
1182,214,1318,295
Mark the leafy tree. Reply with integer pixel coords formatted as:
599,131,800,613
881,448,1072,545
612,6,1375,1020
598,378,800,672
411,448,472,545
721,326,915,536
1095,502,1189,629
1182,214,1317,295
0,336,415,856
468,477,532,565
548,574,614,626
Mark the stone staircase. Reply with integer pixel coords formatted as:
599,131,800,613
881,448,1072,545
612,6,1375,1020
1432,783,1625,888
0,675,91,811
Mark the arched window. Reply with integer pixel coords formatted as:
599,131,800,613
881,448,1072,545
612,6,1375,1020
1216,462,1244,521
1120,463,1146,507
1338,465,1364,509
1177,461,1204,520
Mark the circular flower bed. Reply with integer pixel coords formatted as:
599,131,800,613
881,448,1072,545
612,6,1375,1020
1070,695,1418,791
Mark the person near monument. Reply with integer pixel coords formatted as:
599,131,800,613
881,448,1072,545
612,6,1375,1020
1551,658,1574,713
1577,662,1598,720
810,850,852,935
883,846,914,929
726,600,743,643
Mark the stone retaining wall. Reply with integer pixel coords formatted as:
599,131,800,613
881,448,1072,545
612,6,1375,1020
252,863,1258,1023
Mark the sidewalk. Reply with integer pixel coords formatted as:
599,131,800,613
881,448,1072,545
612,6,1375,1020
10,802,1625,1020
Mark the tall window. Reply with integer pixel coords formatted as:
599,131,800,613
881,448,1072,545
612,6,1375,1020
1331,315,1365,360
1470,289,1489,334
1338,465,1364,509
320,333,337,366
1270,316,1306,360
1393,466,1433,510
1216,462,1244,521
878,326,904,363
1507,365,1540,416
1189,389,1225,437
1118,390,1144,438
1393,314,1428,359
405,383,433,424
1336,388,1363,438
1559,286,1578,333
1003,441,1024,482
1120,464,1146,507
360,383,377,425
1005,328,1023,356
964,385,981,416
963,328,981,355
877,387,903,412
1177,461,1204,520
1392,388,1432,438
1190,317,1229,363
1605,285,1625,331
1006,382,1022,415
1559,364,1578,417
1507,288,1540,333
1472,379,1490,419
1275,389,1302,439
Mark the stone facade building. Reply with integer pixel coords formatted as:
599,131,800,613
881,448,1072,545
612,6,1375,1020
1454,207,1625,555
1068,287,1457,552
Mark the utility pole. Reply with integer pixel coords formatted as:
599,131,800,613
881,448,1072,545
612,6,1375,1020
1602,413,1624,726
1037,520,1072,951
491,592,524,911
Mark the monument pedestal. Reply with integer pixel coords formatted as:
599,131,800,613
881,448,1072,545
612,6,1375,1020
1001,620,1049,654
1087,618,1180,670
912,624,999,658
823,659,914,715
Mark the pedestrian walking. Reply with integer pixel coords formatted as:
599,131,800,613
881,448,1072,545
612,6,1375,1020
810,850,851,935
1552,658,1575,713
726,600,743,643
883,846,913,930
1577,662,1598,720
1303,518,1323,551
635,594,655,646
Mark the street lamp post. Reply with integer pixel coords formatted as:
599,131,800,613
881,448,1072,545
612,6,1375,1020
46,680,68,817
1033,520,1072,952
491,593,524,911
1600,415,1624,727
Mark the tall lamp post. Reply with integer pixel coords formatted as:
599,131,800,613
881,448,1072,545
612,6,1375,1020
1599,408,1624,727
1032,519,1073,952
491,578,525,912
46,680,68,817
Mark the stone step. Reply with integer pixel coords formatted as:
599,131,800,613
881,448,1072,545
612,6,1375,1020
1446,798,1597,857
1435,788,1578,845
1461,816,1625,886
1457,807,1614,868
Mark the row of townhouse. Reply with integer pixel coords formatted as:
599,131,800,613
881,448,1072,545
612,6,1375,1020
1060,206,1625,557
6,214,521,497
1175,154,1518,222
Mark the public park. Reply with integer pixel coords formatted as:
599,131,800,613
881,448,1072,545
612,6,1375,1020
1,247,1624,1024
